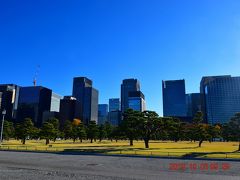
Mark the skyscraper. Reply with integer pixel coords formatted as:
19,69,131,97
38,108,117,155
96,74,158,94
162,80,187,117
128,91,146,112
72,77,99,125
0,84,20,121
108,98,121,126
200,75,240,125
98,104,108,125
109,98,120,112
59,96,82,128
108,111,121,126
17,86,52,127
50,93,62,112
121,79,140,113
186,93,201,118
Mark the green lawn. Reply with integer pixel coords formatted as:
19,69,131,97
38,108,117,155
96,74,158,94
0,140,239,159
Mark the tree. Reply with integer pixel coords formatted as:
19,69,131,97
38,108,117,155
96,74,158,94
78,122,87,143
15,118,34,145
40,122,56,145
98,124,107,142
139,111,161,148
72,120,80,142
111,126,123,142
63,120,72,140
228,113,240,151
3,120,15,140
207,125,221,142
87,121,98,143
195,124,210,147
192,111,209,147
47,118,60,142
104,122,113,141
121,109,141,146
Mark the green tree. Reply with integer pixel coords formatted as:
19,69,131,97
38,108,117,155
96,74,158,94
3,120,15,140
40,122,56,145
72,123,79,143
195,124,211,147
15,118,34,145
78,122,87,143
104,122,113,141
47,118,60,142
121,109,141,146
63,120,72,140
192,111,209,147
228,113,240,151
139,111,161,148
98,124,107,142
207,125,221,142
87,121,98,143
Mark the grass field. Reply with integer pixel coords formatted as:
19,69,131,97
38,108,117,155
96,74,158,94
0,140,239,159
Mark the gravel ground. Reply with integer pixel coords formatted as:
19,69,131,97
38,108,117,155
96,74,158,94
0,151,239,180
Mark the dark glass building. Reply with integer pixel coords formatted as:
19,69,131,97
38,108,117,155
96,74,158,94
108,111,121,126
200,75,240,125
42,111,60,123
72,77,99,125
17,86,52,127
121,79,140,113
59,96,82,128
109,98,120,112
128,91,146,112
0,84,20,121
162,80,187,117
186,93,201,118
98,104,108,125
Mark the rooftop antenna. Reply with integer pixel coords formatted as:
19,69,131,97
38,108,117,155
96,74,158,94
33,65,40,87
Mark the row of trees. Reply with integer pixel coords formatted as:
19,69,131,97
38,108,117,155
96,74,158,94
2,110,240,150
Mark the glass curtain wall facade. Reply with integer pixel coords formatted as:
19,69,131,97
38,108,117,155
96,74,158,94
17,86,52,127
162,80,187,117
72,77,99,125
200,75,240,125
121,79,140,113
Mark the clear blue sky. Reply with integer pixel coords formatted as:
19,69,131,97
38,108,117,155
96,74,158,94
0,0,240,115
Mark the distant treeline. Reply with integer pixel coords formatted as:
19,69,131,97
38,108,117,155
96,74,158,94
2,109,240,151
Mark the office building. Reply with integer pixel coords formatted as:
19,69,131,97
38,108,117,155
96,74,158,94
108,111,121,126
72,77,99,125
200,75,240,125
50,93,62,112
109,98,120,112
98,104,108,125
17,86,52,127
162,80,187,117
42,111,60,123
0,84,20,121
121,79,140,113
128,91,146,112
59,96,82,128
186,93,201,118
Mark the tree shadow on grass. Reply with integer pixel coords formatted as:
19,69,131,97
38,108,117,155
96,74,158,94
182,151,240,158
164,147,199,150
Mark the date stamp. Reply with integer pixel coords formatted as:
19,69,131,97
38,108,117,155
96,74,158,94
169,163,231,171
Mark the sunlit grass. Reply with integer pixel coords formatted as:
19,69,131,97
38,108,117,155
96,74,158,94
0,140,239,159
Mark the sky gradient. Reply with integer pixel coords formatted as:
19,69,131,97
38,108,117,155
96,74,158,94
0,0,240,115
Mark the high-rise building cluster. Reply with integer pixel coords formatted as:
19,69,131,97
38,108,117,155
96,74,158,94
162,75,240,125
1,75,239,127
98,78,146,126
0,77,146,127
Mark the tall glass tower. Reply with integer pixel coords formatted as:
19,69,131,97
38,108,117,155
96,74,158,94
121,79,140,113
162,80,187,117
72,77,99,125
200,75,240,125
